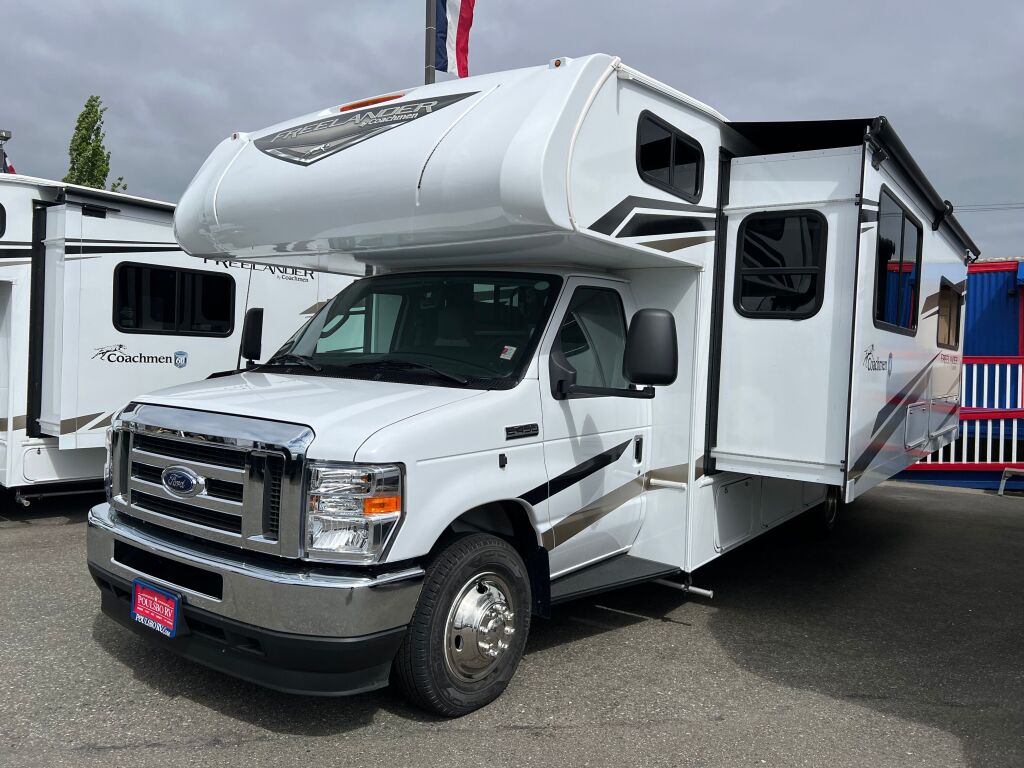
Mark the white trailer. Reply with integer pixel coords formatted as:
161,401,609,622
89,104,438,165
87,54,977,715
0,173,350,500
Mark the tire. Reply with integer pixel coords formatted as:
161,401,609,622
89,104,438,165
392,533,531,716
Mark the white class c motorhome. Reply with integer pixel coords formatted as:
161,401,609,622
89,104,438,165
86,54,978,716
0,173,350,502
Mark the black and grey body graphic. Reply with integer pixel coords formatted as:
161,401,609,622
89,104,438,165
588,195,716,236
849,354,940,479
64,238,180,255
587,195,717,253
254,93,478,166
522,441,691,551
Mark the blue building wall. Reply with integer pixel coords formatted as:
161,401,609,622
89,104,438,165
964,268,1019,356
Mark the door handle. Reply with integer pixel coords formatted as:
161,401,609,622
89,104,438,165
634,435,643,463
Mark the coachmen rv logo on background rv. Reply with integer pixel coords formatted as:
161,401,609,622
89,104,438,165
92,345,188,368
253,92,477,166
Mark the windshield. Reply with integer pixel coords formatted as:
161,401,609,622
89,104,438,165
268,271,563,388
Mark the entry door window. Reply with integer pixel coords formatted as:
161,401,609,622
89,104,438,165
557,287,628,389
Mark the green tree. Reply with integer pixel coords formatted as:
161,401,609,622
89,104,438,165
63,95,127,192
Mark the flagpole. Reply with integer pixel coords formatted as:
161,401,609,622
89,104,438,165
0,129,9,174
424,0,437,85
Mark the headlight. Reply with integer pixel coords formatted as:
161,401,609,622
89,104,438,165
305,462,403,563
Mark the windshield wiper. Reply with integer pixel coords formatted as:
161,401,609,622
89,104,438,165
345,358,469,385
260,353,323,372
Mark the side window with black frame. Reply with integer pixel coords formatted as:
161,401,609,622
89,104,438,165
114,263,234,336
734,210,827,318
936,279,963,350
636,112,703,203
557,287,628,389
0,203,6,238
874,189,924,332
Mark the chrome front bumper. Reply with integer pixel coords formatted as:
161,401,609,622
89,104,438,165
87,503,423,638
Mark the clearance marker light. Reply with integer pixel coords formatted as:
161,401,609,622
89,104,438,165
339,93,405,112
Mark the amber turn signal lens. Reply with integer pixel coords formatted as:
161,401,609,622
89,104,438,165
363,496,401,515
339,93,404,112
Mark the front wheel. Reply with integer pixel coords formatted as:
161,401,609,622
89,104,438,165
392,534,531,716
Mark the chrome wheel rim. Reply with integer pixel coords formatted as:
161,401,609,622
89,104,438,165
444,571,517,683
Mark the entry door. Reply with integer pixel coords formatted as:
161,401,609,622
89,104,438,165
540,278,650,577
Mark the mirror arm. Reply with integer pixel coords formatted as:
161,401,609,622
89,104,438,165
563,384,655,400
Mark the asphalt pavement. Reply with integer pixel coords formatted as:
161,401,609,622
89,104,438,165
1,482,1022,768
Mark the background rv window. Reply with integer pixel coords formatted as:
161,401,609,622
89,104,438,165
734,211,827,318
937,279,963,350
874,190,923,333
636,112,703,203
114,263,234,336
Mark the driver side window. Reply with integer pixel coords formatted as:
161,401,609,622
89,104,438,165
558,287,628,389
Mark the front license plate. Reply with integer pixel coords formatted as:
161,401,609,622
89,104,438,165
131,580,180,638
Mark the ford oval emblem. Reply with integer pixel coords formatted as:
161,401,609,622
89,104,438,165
161,466,206,498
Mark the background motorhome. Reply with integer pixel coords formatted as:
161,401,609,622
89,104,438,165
901,256,1024,489
0,173,350,501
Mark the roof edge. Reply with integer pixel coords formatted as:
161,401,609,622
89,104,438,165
0,172,174,212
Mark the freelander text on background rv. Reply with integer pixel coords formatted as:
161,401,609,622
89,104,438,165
86,54,978,715
0,173,351,502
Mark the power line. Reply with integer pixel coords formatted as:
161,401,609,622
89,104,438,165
954,203,1024,214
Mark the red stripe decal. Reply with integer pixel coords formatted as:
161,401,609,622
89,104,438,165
455,0,475,77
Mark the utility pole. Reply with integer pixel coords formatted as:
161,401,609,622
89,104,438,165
424,0,437,85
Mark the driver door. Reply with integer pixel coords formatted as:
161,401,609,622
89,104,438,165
539,278,651,577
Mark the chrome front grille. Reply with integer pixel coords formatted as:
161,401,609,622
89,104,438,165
109,403,314,558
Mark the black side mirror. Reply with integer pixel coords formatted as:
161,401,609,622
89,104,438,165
624,309,678,386
239,307,264,368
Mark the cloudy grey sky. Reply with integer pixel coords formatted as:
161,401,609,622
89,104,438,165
3,1,1021,256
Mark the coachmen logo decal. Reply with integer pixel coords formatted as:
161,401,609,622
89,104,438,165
254,92,478,166
92,344,188,368
862,345,893,377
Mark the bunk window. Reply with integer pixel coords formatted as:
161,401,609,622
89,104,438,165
636,112,703,203
114,263,235,337
733,210,827,319
936,279,963,350
873,189,923,333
